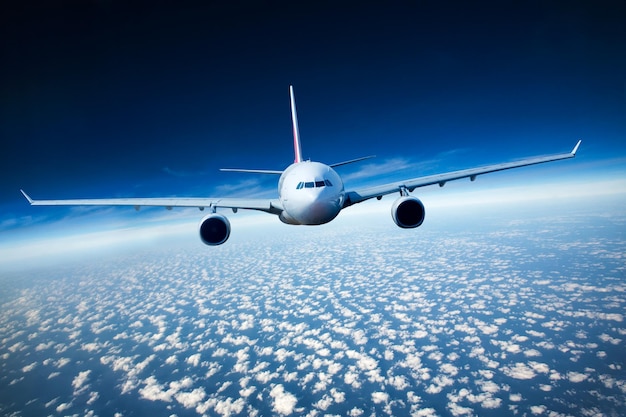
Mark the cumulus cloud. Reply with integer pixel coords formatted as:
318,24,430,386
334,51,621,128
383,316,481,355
21,362,37,372
502,363,536,380
175,387,206,408
371,391,389,404
3,201,625,417
186,353,201,367
567,371,588,383
72,370,91,395
270,384,298,415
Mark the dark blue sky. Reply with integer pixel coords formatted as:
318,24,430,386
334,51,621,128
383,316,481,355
2,1,625,230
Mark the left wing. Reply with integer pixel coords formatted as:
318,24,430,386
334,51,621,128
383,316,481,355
344,140,581,207
20,190,283,215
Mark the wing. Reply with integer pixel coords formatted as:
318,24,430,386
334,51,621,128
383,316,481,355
343,140,581,207
20,190,284,215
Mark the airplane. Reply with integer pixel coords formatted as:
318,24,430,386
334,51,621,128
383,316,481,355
21,86,581,246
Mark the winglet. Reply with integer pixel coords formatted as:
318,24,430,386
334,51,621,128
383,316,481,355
20,189,34,204
571,139,582,155
289,85,303,163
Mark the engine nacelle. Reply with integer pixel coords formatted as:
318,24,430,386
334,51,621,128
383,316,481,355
198,214,231,246
391,196,425,228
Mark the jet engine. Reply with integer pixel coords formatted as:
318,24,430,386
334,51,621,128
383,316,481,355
391,196,425,228
198,214,231,246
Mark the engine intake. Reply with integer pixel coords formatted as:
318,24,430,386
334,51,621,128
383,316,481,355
198,214,231,246
391,196,425,228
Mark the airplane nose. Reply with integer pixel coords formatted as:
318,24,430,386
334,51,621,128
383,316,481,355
306,192,341,224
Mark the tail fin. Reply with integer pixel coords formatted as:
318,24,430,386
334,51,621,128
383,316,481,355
289,85,303,163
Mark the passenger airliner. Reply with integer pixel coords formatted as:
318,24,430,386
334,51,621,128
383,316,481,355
21,86,581,246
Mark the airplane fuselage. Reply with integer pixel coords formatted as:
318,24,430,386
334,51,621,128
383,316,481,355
278,161,344,225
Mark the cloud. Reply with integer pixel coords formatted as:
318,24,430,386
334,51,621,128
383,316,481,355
501,363,536,380
21,362,37,372
212,178,269,197
139,377,173,402
567,372,588,383
3,192,625,416
342,157,414,182
186,353,201,367
371,391,389,404
210,397,246,416
72,370,91,395
523,349,541,357
269,384,298,415
175,387,206,408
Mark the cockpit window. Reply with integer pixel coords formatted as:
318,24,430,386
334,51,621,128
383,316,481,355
295,179,334,189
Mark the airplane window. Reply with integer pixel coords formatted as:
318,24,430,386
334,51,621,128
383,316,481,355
296,182,304,189
325,179,333,186
305,182,314,188
315,180,325,188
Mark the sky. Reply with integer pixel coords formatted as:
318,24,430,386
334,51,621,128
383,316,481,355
1,1,625,244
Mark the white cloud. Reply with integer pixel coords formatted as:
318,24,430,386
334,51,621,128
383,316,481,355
447,402,474,416
440,363,459,376
212,397,246,417
186,353,201,367
414,407,439,417
72,370,91,395
371,391,389,404
56,403,72,413
344,370,361,389
21,362,37,372
388,375,409,390
139,377,173,402
529,362,550,374
523,349,541,357
342,157,414,182
481,397,502,409
314,394,333,411
501,363,536,380
269,384,298,415
567,371,588,383
175,387,206,408
330,388,345,403
477,380,499,394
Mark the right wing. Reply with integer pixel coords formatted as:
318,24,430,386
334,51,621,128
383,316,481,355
344,140,581,207
20,190,284,215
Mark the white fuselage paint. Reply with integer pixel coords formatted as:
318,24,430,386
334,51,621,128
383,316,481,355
278,161,345,225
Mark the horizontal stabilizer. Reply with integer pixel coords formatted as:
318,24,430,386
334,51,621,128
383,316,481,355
330,155,376,168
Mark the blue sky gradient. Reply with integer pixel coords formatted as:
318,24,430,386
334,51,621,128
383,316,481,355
1,1,625,240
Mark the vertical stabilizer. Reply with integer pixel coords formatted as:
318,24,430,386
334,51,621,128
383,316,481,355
289,85,303,163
